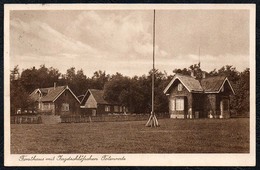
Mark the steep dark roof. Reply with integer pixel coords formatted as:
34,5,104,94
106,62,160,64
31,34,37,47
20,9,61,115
174,74,203,92
164,73,234,94
201,76,226,92
30,86,80,103
81,89,119,105
89,89,109,104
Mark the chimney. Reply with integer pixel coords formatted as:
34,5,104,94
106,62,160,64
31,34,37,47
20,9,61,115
191,71,195,78
202,72,206,79
54,82,56,89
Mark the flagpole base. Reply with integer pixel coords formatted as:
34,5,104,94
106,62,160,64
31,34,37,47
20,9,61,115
145,113,159,127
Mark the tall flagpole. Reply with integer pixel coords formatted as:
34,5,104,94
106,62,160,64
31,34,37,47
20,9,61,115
146,9,159,127
152,9,155,116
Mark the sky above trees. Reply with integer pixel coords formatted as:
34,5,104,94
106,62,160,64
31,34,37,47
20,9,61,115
10,9,250,77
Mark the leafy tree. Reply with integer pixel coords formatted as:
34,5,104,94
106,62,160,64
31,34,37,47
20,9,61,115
91,70,110,90
230,68,249,114
10,66,34,114
217,65,240,82
103,73,130,104
66,67,76,81
173,68,190,76
20,66,39,93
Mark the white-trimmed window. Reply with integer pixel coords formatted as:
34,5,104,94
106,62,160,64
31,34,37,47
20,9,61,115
119,106,123,112
176,98,184,111
43,103,50,110
61,103,69,112
105,105,111,112
178,83,183,91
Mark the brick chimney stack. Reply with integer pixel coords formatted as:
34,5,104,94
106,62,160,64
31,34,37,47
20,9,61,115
202,72,206,79
191,71,195,78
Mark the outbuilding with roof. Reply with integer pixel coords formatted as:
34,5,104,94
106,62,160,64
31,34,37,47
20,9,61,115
80,89,128,116
163,72,235,119
30,84,81,115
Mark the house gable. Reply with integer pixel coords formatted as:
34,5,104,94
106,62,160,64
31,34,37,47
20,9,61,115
53,86,80,103
54,88,80,115
201,77,235,94
168,79,190,96
84,92,98,108
218,78,235,95
164,74,203,94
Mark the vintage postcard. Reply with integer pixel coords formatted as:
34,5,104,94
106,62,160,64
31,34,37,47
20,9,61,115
4,4,256,166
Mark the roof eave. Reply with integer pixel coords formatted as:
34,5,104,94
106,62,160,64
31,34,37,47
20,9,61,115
163,75,193,94
191,90,204,93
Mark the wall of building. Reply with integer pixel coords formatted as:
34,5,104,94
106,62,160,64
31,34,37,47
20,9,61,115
84,94,97,108
54,89,80,115
168,80,192,119
192,93,206,118
38,102,55,114
204,94,218,117
96,104,126,115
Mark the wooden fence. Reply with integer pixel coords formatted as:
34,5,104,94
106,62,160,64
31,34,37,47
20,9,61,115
60,113,169,123
11,115,42,124
11,113,169,124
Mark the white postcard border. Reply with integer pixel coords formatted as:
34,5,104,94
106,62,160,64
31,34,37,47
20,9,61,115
4,4,256,167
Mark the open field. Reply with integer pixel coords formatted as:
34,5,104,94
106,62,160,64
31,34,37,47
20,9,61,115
11,118,249,154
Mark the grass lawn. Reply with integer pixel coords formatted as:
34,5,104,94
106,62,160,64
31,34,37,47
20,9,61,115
11,118,249,154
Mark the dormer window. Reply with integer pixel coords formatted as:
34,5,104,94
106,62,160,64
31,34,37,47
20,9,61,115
178,83,183,91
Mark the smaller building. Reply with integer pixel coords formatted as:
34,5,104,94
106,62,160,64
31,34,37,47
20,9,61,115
80,89,127,116
30,85,80,115
163,73,235,119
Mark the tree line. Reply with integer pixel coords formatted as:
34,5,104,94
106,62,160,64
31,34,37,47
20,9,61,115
10,64,249,115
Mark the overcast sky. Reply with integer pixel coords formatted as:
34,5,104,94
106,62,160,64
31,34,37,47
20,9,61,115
10,9,250,77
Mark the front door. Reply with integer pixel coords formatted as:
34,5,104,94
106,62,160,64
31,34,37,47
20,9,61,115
220,99,229,118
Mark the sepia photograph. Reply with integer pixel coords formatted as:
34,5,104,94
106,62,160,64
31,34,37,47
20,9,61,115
4,4,255,166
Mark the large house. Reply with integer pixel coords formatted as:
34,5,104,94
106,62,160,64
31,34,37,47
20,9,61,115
80,89,127,116
163,73,235,119
30,84,81,115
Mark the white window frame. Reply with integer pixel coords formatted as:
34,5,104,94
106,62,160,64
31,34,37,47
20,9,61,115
61,103,69,112
178,83,183,91
105,105,111,112
176,98,184,111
